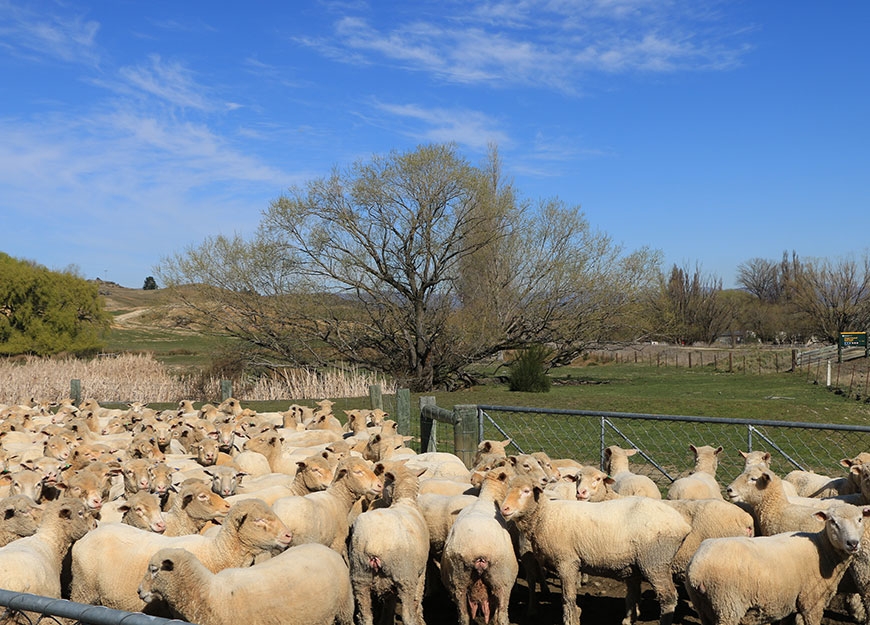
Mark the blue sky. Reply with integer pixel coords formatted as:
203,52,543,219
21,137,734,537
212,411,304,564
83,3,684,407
1,1,867,289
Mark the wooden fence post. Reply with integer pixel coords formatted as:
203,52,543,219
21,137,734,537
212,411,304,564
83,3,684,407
369,385,383,411
419,396,437,453
452,404,479,468
70,379,81,405
396,388,411,436
220,380,232,401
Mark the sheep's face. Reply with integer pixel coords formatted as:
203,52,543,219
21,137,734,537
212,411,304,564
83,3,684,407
818,505,870,555
233,503,293,553
726,466,771,504
500,477,539,521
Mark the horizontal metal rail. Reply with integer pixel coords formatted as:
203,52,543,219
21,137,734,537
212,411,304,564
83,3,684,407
0,590,186,625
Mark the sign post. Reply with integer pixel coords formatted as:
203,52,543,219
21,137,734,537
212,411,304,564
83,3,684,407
838,332,868,362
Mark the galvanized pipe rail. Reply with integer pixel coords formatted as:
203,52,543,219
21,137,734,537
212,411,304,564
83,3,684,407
0,590,186,625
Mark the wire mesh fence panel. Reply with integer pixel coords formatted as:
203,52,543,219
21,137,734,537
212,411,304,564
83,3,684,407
466,405,870,496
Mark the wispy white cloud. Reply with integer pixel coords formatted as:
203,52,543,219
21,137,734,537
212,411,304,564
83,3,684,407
0,0,101,65
301,0,750,92
117,54,212,111
370,101,509,151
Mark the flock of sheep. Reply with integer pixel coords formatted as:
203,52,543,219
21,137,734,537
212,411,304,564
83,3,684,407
0,396,869,625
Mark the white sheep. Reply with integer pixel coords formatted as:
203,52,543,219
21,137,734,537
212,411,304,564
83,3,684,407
441,466,519,625
69,497,293,614
0,498,95,622
500,474,691,625
785,452,870,499
163,479,232,536
272,456,383,556
726,466,831,535
137,544,353,625
349,462,430,625
604,445,662,498
684,503,870,625
0,494,42,547
667,444,724,500
661,498,755,579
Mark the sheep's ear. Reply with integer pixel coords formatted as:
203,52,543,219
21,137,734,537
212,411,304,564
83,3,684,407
117,504,131,513
714,446,724,455
627,449,638,457
297,461,308,471
3,507,15,520
373,463,386,475
814,510,829,523
757,472,772,488
234,513,249,529
739,450,749,459
58,506,73,520
603,448,613,459
481,441,493,452
160,558,175,572
181,493,194,509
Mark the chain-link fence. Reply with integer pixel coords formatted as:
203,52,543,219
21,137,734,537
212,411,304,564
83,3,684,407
423,402,870,493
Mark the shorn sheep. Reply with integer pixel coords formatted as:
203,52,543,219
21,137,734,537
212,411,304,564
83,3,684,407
139,544,353,625
500,474,692,625
684,503,870,625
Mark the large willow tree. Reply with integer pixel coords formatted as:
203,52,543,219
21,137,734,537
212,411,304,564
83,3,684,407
159,144,660,391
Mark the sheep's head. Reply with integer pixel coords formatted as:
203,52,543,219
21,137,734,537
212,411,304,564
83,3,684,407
228,499,293,554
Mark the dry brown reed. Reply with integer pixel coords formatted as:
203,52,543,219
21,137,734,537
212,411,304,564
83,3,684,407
0,354,397,405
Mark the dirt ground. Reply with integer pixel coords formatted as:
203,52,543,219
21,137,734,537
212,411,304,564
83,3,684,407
420,573,857,625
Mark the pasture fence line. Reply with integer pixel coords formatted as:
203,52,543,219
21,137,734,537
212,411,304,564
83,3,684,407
419,399,870,492
586,346,870,404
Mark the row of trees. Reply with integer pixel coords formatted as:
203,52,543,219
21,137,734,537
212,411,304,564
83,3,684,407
157,143,870,391
3,144,867,391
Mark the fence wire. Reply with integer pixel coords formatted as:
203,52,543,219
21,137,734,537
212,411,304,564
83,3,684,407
473,405,870,493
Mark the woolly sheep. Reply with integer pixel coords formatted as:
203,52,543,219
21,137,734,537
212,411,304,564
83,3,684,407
667,444,724,501
0,494,42,547
272,456,382,556
500,474,692,625
574,465,619,502
441,466,519,625
726,466,831,535
349,462,430,625
472,439,512,469
684,503,870,625
416,492,478,561
163,479,231,536
138,543,353,625
227,454,334,505
604,446,662,498
784,452,870,499
661,498,755,579
98,491,167,533
70,497,293,614
0,498,95,615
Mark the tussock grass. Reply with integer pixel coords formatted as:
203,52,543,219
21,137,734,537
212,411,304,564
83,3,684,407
0,354,396,404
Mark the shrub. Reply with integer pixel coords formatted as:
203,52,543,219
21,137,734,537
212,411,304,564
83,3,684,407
508,344,552,392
